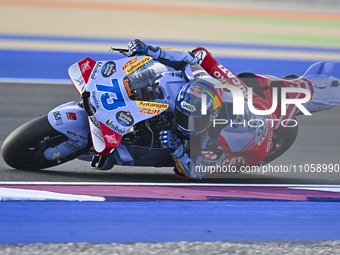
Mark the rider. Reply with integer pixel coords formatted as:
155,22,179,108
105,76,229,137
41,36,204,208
127,39,274,180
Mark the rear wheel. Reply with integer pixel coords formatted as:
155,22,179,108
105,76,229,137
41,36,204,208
2,115,89,170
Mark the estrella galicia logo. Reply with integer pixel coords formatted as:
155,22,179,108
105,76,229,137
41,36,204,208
53,111,63,125
95,78,126,111
91,62,102,80
116,111,134,127
102,61,116,78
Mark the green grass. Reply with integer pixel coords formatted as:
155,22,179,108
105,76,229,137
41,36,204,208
175,13,340,28
211,33,340,46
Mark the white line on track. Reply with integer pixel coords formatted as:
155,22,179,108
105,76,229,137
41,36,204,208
1,182,340,188
0,187,105,201
0,78,71,84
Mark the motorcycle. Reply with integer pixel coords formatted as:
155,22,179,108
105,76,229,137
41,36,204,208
2,49,340,174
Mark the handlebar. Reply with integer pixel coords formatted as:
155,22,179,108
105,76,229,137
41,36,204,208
109,47,129,57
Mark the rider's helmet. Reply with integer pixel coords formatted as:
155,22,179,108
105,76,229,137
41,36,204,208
174,79,222,137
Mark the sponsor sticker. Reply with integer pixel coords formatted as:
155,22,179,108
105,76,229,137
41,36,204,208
125,56,153,75
64,141,81,151
122,57,138,71
206,99,213,110
95,78,126,111
77,58,96,84
50,152,62,160
195,50,207,65
104,134,119,145
81,60,91,73
106,119,126,135
66,130,87,141
181,101,196,112
155,99,168,104
136,100,169,110
102,61,116,78
91,62,102,80
53,111,63,125
99,122,123,149
91,128,104,143
89,115,100,129
116,111,134,127
138,108,161,115
220,155,245,166
92,91,100,109
66,112,77,120
124,79,133,97
73,75,86,92
186,86,204,98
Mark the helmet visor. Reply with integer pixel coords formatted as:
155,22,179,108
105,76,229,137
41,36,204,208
175,105,212,135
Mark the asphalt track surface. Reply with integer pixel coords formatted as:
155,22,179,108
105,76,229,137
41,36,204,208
1,82,340,184
1,1,340,252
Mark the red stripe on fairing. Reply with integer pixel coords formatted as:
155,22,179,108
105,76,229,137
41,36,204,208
260,75,278,81
301,77,314,97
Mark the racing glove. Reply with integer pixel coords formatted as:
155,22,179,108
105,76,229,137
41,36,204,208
127,39,148,57
159,130,183,154
160,130,193,179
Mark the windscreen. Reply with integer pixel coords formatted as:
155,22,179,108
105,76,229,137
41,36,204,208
123,64,166,101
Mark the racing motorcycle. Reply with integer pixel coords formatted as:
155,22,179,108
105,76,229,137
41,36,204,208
2,49,340,173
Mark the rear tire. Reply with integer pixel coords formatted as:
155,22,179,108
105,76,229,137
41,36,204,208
2,115,89,170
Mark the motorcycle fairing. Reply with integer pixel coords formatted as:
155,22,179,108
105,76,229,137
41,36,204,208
46,102,90,160
302,61,335,78
78,57,170,155
69,57,97,95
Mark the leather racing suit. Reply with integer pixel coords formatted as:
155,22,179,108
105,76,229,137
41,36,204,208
129,42,274,180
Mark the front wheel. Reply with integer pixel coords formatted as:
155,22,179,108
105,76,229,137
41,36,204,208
2,115,89,170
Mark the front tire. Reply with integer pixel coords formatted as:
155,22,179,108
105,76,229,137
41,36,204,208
2,115,89,170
